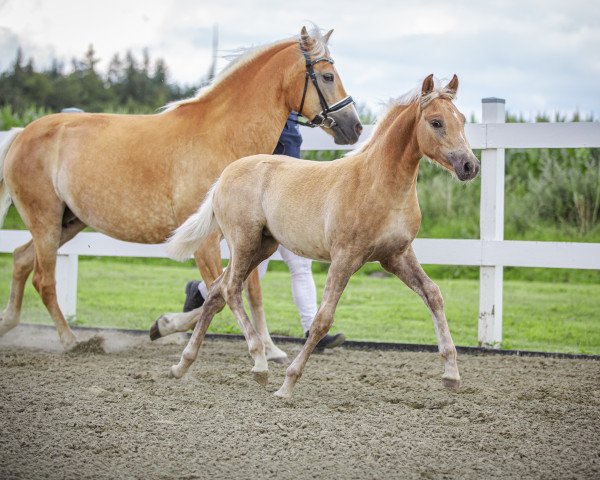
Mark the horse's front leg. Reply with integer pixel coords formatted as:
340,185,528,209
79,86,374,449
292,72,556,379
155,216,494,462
275,255,363,399
381,246,460,390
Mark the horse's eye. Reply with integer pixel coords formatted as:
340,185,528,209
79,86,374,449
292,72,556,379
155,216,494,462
322,73,334,82
430,120,443,129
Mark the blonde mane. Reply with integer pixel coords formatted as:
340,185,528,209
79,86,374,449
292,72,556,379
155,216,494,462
346,77,456,156
162,27,330,113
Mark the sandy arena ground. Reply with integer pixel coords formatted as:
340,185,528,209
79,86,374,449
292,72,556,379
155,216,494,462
1,325,599,479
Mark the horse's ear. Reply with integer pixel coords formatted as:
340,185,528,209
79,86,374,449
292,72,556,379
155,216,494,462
421,74,435,96
446,74,459,95
323,29,334,44
300,26,315,50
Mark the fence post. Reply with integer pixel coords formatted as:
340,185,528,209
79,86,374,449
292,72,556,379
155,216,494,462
478,98,505,347
55,253,78,321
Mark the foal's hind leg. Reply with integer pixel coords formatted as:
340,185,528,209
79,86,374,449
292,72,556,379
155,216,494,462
221,236,279,385
244,268,289,364
170,274,227,378
170,237,279,383
150,232,223,339
381,246,460,390
0,219,86,338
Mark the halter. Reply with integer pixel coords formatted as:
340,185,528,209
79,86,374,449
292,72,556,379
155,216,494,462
295,45,355,128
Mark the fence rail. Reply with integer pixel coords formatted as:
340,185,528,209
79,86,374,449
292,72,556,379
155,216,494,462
1,98,599,347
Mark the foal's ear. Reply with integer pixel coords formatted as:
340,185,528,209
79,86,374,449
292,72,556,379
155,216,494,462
421,74,435,96
323,29,334,43
300,26,315,49
445,74,459,95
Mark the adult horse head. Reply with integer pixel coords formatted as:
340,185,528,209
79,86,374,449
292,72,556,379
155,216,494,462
291,27,362,145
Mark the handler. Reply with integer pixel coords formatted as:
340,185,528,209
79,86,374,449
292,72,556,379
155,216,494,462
182,113,346,350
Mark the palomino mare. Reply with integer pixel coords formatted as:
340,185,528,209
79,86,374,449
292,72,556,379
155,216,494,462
0,27,362,354
164,75,480,396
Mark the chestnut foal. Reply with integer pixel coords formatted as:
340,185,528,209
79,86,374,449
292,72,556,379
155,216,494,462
165,75,479,398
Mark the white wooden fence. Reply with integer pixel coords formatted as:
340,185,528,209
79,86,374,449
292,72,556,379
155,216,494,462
1,98,600,347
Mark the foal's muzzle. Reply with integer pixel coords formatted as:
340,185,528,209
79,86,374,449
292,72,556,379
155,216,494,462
447,151,480,181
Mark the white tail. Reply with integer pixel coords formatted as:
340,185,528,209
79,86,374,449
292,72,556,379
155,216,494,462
165,181,220,261
0,128,24,227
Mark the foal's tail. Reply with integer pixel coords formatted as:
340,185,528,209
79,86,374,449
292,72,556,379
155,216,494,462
166,181,220,262
0,128,24,227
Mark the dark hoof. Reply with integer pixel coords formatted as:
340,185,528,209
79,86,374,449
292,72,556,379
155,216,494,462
149,320,162,341
253,371,269,387
442,377,461,391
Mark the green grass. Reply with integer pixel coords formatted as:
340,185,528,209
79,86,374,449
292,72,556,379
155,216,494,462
1,254,598,354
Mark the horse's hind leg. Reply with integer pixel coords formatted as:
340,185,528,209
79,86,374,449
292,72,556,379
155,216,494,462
0,240,35,336
244,268,289,364
0,218,86,339
381,246,460,391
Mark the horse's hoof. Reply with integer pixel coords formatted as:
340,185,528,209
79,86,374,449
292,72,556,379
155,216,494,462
442,377,461,391
268,354,290,365
253,371,269,387
274,388,292,400
169,365,182,379
149,320,162,341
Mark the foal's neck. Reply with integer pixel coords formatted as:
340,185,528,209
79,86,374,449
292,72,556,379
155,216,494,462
363,102,422,191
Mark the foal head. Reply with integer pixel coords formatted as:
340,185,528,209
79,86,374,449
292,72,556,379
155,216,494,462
415,75,479,181
289,27,362,145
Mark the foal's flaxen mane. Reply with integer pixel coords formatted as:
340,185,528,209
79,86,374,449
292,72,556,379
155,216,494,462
346,77,456,156
161,27,330,113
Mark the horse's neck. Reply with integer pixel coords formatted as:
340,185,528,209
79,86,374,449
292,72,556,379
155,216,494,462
361,103,422,195
167,43,297,158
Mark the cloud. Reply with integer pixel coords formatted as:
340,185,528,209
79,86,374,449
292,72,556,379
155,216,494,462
0,0,599,119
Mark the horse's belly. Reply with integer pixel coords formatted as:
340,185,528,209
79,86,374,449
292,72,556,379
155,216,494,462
62,187,177,244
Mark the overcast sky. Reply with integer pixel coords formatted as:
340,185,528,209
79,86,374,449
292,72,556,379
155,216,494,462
1,0,598,120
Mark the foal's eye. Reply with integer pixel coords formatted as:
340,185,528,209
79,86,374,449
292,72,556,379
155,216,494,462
322,73,334,82
430,120,443,129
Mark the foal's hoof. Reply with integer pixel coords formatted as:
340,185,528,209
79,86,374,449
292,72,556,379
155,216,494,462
268,354,290,365
149,320,162,341
442,377,461,391
169,365,184,379
274,388,292,400
252,371,269,387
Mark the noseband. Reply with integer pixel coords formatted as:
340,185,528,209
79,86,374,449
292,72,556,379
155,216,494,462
295,45,354,128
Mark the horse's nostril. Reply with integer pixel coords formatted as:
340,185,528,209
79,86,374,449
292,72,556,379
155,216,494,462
464,161,472,173
355,123,363,136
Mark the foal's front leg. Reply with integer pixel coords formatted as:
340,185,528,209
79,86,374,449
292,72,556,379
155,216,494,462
381,246,460,390
275,256,363,399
